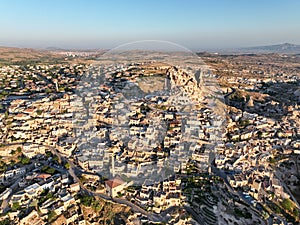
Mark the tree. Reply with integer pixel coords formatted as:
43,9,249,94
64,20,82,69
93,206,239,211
270,203,281,214
17,147,22,153
41,166,56,175
64,163,70,169
36,110,43,116
4,111,8,119
11,202,21,211
46,151,52,157
52,155,59,162
281,198,294,212
47,210,57,222
257,130,263,138
10,150,16,155
293,209,299,218
46,192,54,199
269,157,276,164
0,218,11,225
239,119,250,127
80,195,95,207
0,161,7,172
20,157,30,165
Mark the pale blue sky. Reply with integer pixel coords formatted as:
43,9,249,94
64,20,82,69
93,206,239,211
0,0,299,50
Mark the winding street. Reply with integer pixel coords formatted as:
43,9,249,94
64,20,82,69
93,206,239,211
64,149,207,223
67,159,174,223
224,87,236,105
3,142,211,224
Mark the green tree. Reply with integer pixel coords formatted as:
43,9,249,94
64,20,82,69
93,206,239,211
41,166,56,175
4,111,9,119
281,198,294,212
0,218,11,225
45,88,52,94
9,159,15,165
269,158,276,164
10,150,16,155
47,210,57,222
257,130,263,138
36,110,43,116
293,209,299,218
11,202,21,211
52,155,59,162
46,151,52,157
64,163,70,169
20,157,30,165
80,195,95,207
0,162,7,172
46,192,54,199
17,147,22,153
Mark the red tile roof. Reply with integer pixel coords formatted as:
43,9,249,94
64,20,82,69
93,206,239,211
36,173,51,179
105,176,125,189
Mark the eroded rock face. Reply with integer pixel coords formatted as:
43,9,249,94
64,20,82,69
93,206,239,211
167,66,204,103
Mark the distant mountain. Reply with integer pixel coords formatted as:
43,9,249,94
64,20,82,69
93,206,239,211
45,46,67,51
239,43,300,54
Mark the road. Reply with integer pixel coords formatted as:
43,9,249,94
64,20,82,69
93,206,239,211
224,87,236,105
67,159,170,222
1,142,212,223
66,155,204,223
0,141,256,224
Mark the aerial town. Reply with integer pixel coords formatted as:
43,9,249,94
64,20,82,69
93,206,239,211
0,48,299,225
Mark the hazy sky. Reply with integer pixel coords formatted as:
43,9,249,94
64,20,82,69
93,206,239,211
0,0,299,50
